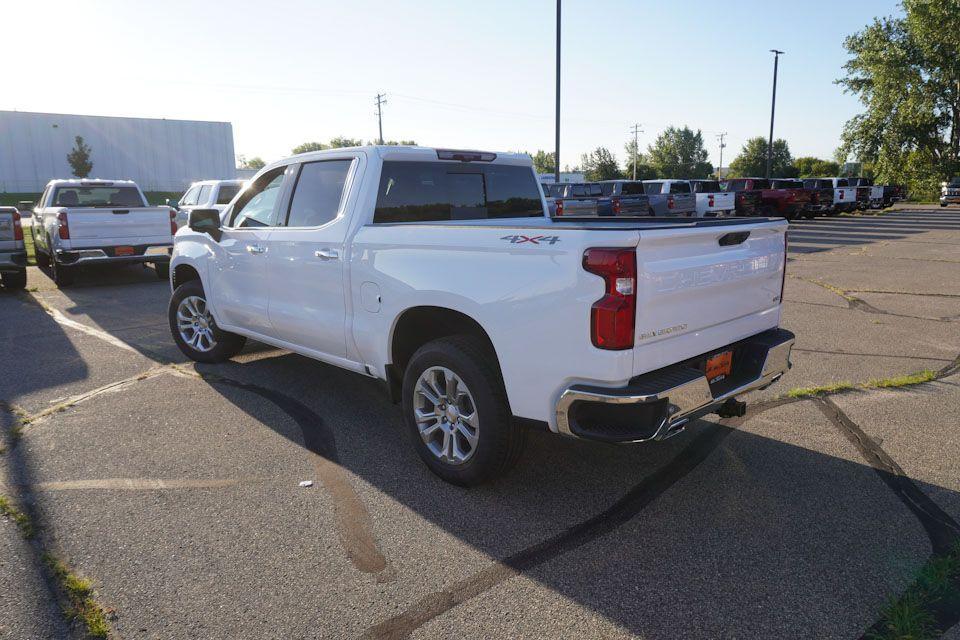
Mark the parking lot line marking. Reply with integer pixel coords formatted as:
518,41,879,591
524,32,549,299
43,306,138,354
0,477,266,492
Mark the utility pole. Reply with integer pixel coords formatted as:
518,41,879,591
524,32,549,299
716,132,727,180
629,123,643,180
554,0,561,184
375,93,387,145
766,50,784,179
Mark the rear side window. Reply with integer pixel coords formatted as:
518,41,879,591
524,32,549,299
285,160,353,227
667,182,690,194
643,182,663,195
374,161,543,223
620,182,645,195
216,184,241,204
52,186,145,207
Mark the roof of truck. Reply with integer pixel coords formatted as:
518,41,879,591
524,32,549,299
45,179,139,187
279,145,533,168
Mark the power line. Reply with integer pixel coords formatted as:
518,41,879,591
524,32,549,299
375,93,387,145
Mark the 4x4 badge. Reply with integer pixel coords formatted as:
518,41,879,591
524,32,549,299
500,235,560,245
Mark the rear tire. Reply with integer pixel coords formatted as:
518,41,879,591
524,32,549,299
168,279,246,363
34,230,50,268
50,256,74,287
401,335,526,486
1,269,27,291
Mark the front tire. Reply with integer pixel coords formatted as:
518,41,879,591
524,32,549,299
154,261,170,280
1,270,27,291
402,335,526,486
168,279,246,363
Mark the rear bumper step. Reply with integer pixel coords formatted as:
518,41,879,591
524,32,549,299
0,251,28,270
555,328,795,443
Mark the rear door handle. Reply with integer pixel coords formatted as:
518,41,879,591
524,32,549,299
246,244,266,254
314,248,339,260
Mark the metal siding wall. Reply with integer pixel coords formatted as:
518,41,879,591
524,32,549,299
0,111,236,193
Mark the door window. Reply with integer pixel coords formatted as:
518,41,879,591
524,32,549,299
197,185,212,205
180,186,201,206
229,168,286,228
285,160,353,227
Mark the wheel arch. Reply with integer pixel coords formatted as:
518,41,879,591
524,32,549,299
387,305,503,404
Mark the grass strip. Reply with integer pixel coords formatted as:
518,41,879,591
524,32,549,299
786,370,937,399
42,553,111,639
0,495,35,538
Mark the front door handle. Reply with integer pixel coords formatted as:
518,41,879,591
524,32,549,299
314,248,340,260
246,244,266,254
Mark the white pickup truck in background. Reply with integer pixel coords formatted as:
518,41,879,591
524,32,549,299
688,179,735,217
0,206,28,290
169,179,245,229
169,146,794,485
32,179,175,287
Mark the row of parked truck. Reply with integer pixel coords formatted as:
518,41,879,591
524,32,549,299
544,177,907,220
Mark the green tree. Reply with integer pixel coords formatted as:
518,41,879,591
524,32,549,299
794,156,840,177
622,140,657,180
292,141,328,154
579,147,623,181
728,137,795,178
67,135,93,178
328,136,363,148
378,140,417,146
646,126,713,179
528,150,556,175
245,157,266,170
837,0,960,199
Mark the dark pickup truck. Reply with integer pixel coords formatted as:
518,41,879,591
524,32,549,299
722,180,762,216
802,179,835,217
599,180,653,215
724,178,805,220
769,179,813,220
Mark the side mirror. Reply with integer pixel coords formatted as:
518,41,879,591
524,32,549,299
188,209,222,242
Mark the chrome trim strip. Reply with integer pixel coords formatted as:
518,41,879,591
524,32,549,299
556,334,795,441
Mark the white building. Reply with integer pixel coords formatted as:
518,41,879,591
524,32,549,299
0,110,236,193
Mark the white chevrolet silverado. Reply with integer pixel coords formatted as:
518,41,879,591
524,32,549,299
32,179,175,286
168,146,794,485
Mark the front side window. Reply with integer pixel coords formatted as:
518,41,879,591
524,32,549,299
53,186,145,207
229,168,285,228
285,160,353,227
373,161,542,223
197,185,212,205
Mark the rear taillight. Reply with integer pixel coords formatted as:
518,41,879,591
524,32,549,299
170,207,178,235
667,195,675,210
612,198,621,215
708,195,715,208
57,212,70,240
583,248,636,350
555,199,564,216
839,191,844,200
12,211,23,241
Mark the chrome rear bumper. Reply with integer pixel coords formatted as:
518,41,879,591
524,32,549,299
56,245,172,265
555,328,795,443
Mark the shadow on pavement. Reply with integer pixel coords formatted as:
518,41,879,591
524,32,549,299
787,209,960,254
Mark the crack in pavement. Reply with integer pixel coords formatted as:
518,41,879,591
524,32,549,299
793,276,959,323
791,347,954,363
0,477,268,493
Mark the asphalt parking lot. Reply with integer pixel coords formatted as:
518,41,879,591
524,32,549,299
1,207,959,639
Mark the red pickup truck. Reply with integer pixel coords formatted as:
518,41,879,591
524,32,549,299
724,178,808,221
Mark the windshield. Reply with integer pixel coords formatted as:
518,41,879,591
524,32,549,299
216,184,241,204
691,181,721,193
52,186,145,207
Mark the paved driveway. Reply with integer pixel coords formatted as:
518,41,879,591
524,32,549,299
1,207,958,639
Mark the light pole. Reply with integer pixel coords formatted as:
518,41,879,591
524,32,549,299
766,50,784,179
630,123,642,180
554,0,561,184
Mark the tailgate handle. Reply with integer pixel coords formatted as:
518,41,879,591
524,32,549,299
112,209,129,215
719,231,750,246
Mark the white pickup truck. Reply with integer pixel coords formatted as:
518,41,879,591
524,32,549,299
168,146,794,485
688,179,735,217
32,180,175,286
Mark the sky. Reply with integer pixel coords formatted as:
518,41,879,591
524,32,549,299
3,0,903,171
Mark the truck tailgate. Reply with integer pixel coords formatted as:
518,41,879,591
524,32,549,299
631,220,786,376
65,207,172,244
0,210,19,251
